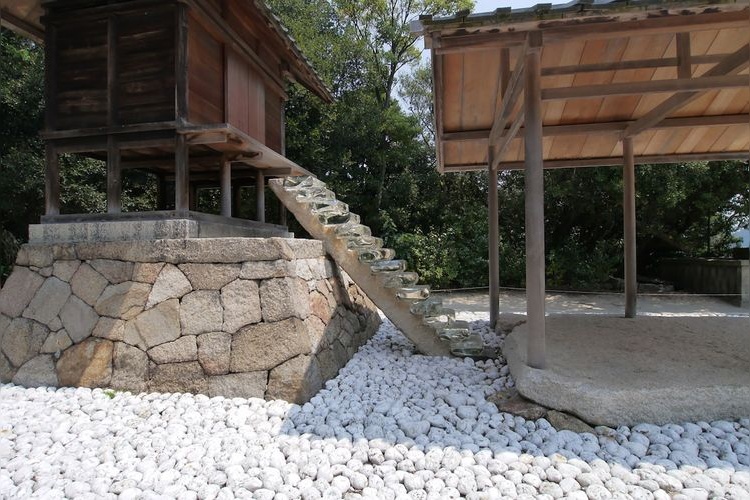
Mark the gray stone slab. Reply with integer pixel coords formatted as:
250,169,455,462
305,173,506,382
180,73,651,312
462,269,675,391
505,315,750,426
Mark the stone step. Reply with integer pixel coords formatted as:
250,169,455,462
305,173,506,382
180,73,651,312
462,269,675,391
270,176,492,357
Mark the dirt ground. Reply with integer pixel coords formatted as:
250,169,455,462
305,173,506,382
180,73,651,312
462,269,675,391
438,289,749,319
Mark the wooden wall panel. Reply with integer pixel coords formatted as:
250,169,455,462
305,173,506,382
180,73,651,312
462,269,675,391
54,20,108,129
265,92,283,153
188,13,224,124
116,6,176,125
226,49,265,141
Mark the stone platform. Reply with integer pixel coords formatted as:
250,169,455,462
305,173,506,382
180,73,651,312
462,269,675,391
30,211,290,243
0,238,380,403
505,315,750,426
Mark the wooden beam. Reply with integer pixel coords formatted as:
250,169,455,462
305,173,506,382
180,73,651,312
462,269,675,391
435,8,749,53
0,9,44,44
45,145,60,216
256,171,266,223
489,45,525,151
623,43,750,138
107,138,122,214
623,138,637,318
541,74,747,101
541,53,728,76
442,114,750,142
492,111,525,169
488,151,500,330
442,151,749,172
676,32,692,79
523,32,546,370
220,156,232,217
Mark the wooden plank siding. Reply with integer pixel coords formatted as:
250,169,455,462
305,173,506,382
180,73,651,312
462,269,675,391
187,12,224,124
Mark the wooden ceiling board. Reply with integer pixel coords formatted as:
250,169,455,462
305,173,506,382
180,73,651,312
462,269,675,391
427,4,750,171
461,51,499,130
441,53,464,132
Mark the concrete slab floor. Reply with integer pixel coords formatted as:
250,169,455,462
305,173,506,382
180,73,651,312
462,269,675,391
437,291,750,426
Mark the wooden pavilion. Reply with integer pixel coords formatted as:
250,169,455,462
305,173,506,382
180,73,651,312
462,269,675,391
2,0,331,227
412,0,750,369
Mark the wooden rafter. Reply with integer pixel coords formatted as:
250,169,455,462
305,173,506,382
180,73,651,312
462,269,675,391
488,39,526,164
623,43,750,138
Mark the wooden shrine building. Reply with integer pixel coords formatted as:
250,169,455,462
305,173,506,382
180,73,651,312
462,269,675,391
2,0,331,228
413,0,750,369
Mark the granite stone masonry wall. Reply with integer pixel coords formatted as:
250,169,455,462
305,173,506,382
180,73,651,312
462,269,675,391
0,238,381,404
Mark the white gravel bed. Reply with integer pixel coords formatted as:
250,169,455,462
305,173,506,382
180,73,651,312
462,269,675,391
1,319,749,500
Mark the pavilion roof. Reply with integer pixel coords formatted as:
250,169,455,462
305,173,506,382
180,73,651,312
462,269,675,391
411,0,750,172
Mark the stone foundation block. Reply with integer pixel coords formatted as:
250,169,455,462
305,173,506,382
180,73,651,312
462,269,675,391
0,238,380,403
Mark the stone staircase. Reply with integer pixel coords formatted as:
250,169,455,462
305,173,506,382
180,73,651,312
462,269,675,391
269,176,489,357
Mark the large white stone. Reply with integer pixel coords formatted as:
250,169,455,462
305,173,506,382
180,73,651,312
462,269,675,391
230,318,310,372
179,263,240,290
221,279,261,333
60,295,99,343
89,259,133,284
240,260,292,280
12,354,58,387
70,263,109,306
180,291,222,336
1,318,48,367
146,264,192,308
197,332,231,375
94,282,150,319
259,278,310,322
123,299,180,350
23,277,71,326
0,267,45,317
52,260,81,282
148,336,197,364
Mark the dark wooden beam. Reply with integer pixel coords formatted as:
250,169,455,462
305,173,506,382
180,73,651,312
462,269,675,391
45,145,60,216
107,138,122,214
623,137,637,318
623,43,750,138
175,134,189,211
256,171,265,223
220,156,231,217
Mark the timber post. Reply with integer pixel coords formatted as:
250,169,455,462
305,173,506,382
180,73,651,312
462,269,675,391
524,32,546,370
623,137,638,318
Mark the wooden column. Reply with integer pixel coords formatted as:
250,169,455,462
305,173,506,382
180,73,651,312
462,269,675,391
45,144,60,216
623,137,638,318
488,47,511,330
175,134,189,211
256,171,265,223
220,157,232,217
524,33,546,369
280,206,288,226
106,138,121,213
488,156,500,330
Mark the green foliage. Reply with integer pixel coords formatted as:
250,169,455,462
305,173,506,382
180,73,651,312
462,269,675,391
0,228,20,283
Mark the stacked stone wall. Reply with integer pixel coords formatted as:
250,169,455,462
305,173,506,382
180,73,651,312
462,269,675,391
0,238,381,403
